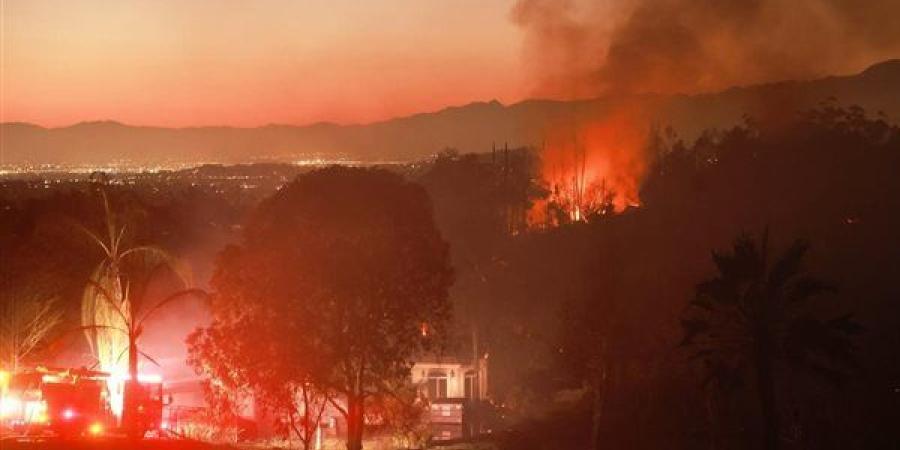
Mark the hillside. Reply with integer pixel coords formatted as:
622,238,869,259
2,60,898,167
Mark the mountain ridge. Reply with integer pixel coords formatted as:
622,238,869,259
2,59,899,166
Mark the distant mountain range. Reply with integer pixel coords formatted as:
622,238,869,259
2,59,899,167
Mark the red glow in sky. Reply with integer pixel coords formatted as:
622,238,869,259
1,0,526,127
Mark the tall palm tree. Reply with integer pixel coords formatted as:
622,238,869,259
681,231,861,450
79,188,204,436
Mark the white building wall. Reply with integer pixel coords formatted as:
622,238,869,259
411,362,468,398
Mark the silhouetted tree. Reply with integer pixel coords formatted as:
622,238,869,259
190,166,453,450
0,283,62,371
682,231,862,450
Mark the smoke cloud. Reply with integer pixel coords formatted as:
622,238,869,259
512,0,900,98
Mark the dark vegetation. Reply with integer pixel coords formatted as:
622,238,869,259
1,104,899,449
187,167,454,450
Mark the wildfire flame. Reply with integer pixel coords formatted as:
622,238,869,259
530,108,648,225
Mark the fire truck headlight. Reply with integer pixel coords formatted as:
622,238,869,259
1,396,22,417
89,422,104,436
24,400,47,423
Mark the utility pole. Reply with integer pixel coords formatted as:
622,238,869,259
504,142,511,233
472,326,479,399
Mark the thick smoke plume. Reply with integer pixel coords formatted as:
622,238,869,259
514,0,900,222
512,0,900,98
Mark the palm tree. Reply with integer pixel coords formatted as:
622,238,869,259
681,231,861,450
79,188,204,436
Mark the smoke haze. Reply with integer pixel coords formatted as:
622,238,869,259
512,0,900,98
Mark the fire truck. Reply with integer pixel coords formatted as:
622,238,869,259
0,367,167,439
123,375,167,437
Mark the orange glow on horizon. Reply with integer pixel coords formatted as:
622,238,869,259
0,0,525,128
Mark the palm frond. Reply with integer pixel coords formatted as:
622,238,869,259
120,245,169,261
139,350,161,367
113,223,128,254
114,346,128,364
45,324,127,358
101,189,117,250
138,288,208,328
786,276,837,304
77,324,129,335
768,239,809,293
75,222,112,257
84,279,130,326
784,315,861,381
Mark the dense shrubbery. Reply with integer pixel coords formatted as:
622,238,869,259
456,105,900,449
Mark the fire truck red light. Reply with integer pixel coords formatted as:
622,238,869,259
89,422,104,436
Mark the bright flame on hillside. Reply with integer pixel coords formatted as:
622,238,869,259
530,109,648,226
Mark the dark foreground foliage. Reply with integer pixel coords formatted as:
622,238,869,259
2,104,899,449
448,105,900,449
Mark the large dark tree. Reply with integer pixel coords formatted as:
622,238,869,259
189,166,453,450
681,232,861,450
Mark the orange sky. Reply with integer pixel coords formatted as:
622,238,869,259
1,0,526,127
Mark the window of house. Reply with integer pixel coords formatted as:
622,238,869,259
426,369,448,399
464,371,476,399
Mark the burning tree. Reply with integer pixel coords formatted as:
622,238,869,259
533,109,649,226
79,189,203,436
189,166,453,450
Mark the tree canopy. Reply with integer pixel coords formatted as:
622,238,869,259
189,166,453,450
